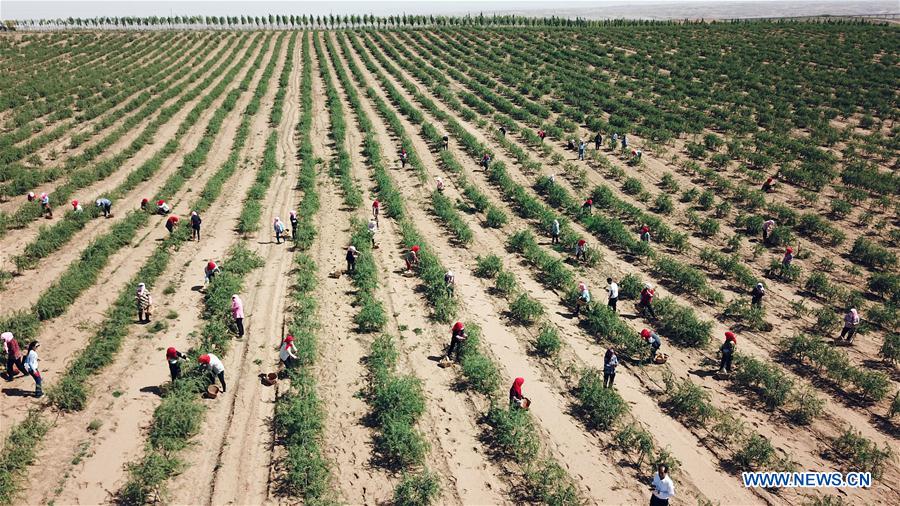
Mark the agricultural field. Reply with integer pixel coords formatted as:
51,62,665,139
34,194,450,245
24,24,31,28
0,17,898,506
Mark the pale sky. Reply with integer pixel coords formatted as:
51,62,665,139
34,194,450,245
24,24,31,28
1,0,895,21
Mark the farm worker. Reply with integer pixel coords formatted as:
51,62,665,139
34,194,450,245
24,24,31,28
190,211,201,241
632,149,643,161
2,332,26,381
367,218,378,246
650,463,675,506
198,354,226,393
166,347,187,382
499,125,507,137
538,129,546,143
606,277,619,313
289,211,298,238
578,138,586,160
574,238,587,261
481,153,491,170
140,198,149,210
436,177,445,192
639,284,657,319
509,377,526,408
838,308,860,344
231,295,245,338
445,321,467,362
274,217,285,244
22,341,42,398
279,335,298,368
719,331,736,374
136,282,153,323
444,269,455,297
27,191,35,202
96,198,112,218
612,133,618,145
205,261,220,284
603,348,618,388
165,215,179,234
574,282,591,316
762,219,775,244
642,328,662,364
751,283,765,307
761,176,775,192
371,199,380,221
405,245,420,272
156,199,170,215
548,173,556,185
551,219,560,245
71,199,79,211
567,139,576,151
594,132,602,150
346,245,359,273
782,247,794,269
442,135,449,150
40,193,52,218
640,225,651,243
400,148,409,168
582,198,593,215
621,134,628,149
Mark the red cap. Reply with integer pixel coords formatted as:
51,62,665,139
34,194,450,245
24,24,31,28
72,200,78,206
166,347,178,359
578,239,586,246
157,200,165,206
207,261,216,270
786,247,793,254
452,322,464,332
285,335,294,343
641,225,650,233
411,245,420,252
167,215,178,223
586,199,592,205
725,331,736,342
198,354,210,364
641,329,651,338
142,198,149,204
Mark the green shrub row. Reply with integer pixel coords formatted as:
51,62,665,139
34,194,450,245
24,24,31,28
780,334,891,402
314,35,363,209
273,34,336,502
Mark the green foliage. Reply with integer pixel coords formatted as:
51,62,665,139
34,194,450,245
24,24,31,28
495,270,518,297
484,404,540,462
534,324,562,357
781,334,890,401
475,254,503,278
831,428,893,479
850,237,897,269
458,324,501,396
575,369,627,431
734,434,777,470
394,470,441,506
654,193,673,214
663,376,715,426
523,459,581,506
733,354,794,410
509,293,544,325
618,274,642,299
0,412,50,504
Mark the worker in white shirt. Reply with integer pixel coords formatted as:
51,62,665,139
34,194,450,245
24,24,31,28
650,463,675,505
606,277,619,313
198,354,226,392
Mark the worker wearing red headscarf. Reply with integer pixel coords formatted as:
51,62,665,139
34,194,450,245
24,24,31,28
157,199,170,215
405,245,420,272
719,331,736,374
198,353,226,392
372,199,380,220
165,215,179,233
445,321,466,362
166,347,187,382
509,377,526,408
279,335,298,368
205,261,220,284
